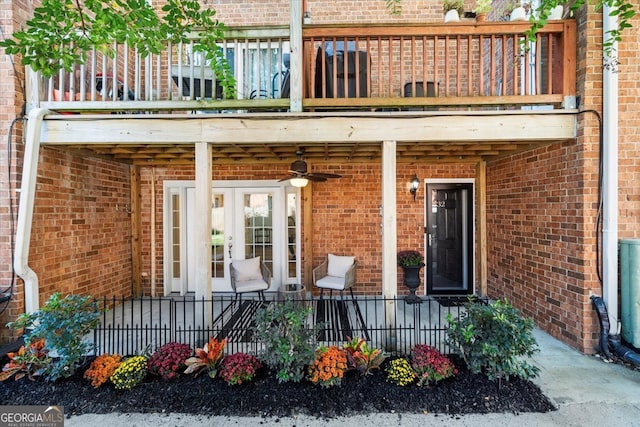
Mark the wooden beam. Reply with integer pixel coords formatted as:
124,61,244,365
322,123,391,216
302,184,313,290
289,0,302,112
40,112,576,145
476,161,487,297
130,165,142,297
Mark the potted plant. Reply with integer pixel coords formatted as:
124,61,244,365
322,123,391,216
443,0,465,22
397,250,425,304
473,0,492,22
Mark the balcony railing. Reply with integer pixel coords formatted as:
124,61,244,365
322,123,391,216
32,21,576,114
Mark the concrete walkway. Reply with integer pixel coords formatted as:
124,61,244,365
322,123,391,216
67,329,640,427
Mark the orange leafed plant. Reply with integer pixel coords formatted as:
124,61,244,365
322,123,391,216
0,338,50,381
84,353,122,388
343,336,386,376
184,337,227,378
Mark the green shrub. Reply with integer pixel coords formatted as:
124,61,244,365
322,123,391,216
7,293,102,381
446,298,540,382
254,300,318,383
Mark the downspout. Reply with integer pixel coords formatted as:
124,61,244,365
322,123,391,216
593,5,640,366
601,3,619,336
14,108,49,313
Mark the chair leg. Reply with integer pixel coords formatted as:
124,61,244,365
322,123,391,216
319,289,324,300
349,287,356,303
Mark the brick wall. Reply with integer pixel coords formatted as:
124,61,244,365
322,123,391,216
617,15,640,237
208,0,475,26
28,148,133,300
2,1,638,355
0,144,133,343
486,5,640,354
486,140,600,353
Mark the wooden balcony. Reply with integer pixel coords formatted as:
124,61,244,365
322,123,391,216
32,21,576,115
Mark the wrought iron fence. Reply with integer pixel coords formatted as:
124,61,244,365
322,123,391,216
91,294,482,356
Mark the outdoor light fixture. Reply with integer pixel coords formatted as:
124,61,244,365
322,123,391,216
409,174,420,200
290,177,309,188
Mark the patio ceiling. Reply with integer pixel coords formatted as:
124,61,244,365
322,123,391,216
40,111,577,166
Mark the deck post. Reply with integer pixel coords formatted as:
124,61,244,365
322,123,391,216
194,142,213,331
382,140,398,351
289,0,303,112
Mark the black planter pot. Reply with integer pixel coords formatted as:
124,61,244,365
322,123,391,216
401,264,425,304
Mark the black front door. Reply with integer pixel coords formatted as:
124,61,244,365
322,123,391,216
426,183,474,295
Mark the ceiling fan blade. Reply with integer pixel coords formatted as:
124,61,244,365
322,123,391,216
307,172,342,179
307,175,327,182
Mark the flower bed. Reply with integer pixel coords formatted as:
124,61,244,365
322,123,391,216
0,297,555,417
0,354,554,418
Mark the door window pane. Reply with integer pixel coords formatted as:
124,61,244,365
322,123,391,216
286,192,297,279
211,193,225,279
243,193,273,273
171,194,181,278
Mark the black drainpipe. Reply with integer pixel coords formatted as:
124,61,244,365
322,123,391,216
591,295,640,365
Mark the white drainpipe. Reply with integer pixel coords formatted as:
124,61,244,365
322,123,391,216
602,6,619,331
14,108,49,313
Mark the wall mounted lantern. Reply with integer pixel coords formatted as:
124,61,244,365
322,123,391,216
409,174,419,200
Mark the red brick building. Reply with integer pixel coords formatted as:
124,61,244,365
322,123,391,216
0,0,638,355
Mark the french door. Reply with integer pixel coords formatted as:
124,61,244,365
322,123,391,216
165,182,297,295
425,182,474,295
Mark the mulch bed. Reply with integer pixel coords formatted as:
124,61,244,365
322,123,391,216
0,356,555,418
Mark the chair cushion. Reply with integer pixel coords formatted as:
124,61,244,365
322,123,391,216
327,254,355,278
235,278,269,293
316,275,347,291
233,257,263,281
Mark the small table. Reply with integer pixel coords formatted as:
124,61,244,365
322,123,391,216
278,284,306,306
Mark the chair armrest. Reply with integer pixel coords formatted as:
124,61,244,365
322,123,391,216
261,262,272,289
343,261,358,290
312,261,328,285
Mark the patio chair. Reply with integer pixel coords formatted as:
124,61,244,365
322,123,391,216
313,254,357,300
229,256,271,300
